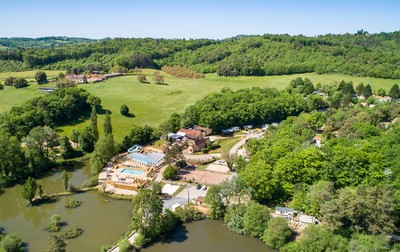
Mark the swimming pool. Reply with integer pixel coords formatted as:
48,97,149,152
120,168,144,176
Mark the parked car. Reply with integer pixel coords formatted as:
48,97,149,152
202,186,208,191
196,184,202,190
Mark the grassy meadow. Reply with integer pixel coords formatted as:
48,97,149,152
1,69,400,141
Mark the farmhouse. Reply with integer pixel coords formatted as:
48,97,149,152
177,128,204,140
187,138,207,154
66,74,87,84
193,126,212,136
87,74,105,83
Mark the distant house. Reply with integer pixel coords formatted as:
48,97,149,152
177,128,203,140
300,214,317,224
187,138,207,154
194,126,212,136
39,87,59,93
195,196,205,206
313,136,322,147
275,207,295,217
87,74,105,83
66,74,87,84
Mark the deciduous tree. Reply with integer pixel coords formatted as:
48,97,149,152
34,71,48,84
21,177,38,204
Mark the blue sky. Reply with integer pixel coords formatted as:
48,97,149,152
1,0,399,39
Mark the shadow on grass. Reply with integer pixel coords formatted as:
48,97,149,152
124,113,135,118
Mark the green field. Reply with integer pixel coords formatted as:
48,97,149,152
1,69,399,141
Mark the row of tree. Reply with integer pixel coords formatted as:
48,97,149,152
2,32,400,78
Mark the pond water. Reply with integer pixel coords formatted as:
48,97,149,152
144,219,275,252
0,162,133,252
1,162,274,252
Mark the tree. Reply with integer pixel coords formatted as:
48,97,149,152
362,84,373,98
164,144,185,165
355,82,364,96
151,181,162,195
243,201,271,237
69,129,80,143
86,95,101,108
37,183,44,198
59,136,74,159
224,204,247,234
21,177,38,204
162,166,178,180
262,218,293,249
0,82,4,90
103,111,112,134
389,84,400,99
90,105,99,141
118,239,132,252
47,234,66,252
90,133,116,175
4,77,16,86
120,104,129,116
349,234,389,252
205,186,225,219
79,126,95,153
57,72,65,80
137,74,147,83
13,78,28,88
0,133,27,186
282,225,348,252
221,150,236,171
0,233,23,252
122,125,154,149
153,72,164,84
46,214,62,232
34,71,48,84
377,88,386,96
131,189,163,239
61,170,69,191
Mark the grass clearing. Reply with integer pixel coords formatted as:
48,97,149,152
1,69,400,141
210,137,243,153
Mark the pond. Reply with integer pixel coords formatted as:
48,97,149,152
144,219,275,252
0,162,133,252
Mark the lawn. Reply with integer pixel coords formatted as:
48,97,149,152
1,69,400,141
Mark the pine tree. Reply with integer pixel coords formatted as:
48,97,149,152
90,106,99,141
103,111,112,134
389,84,400,99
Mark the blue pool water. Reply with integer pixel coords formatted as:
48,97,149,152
120,168,144,176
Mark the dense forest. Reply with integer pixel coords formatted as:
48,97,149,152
1,31,400,78
194,80,400,250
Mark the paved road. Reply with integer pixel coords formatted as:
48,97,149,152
163,184,207,210
230,132,264,155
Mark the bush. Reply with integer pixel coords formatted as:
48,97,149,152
175,203,204,223
118,239,132,252
262,218,293,249
137,74,147,83
0,83,3,90
82,176,98,187
120,104,129,116
60,225,83,239
133,233,151,249
163,166,178,180
4,77,15,86
64,198,81,208
35,71,48,84
13,78,28,88
46,214,62,232
0,233,22,252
